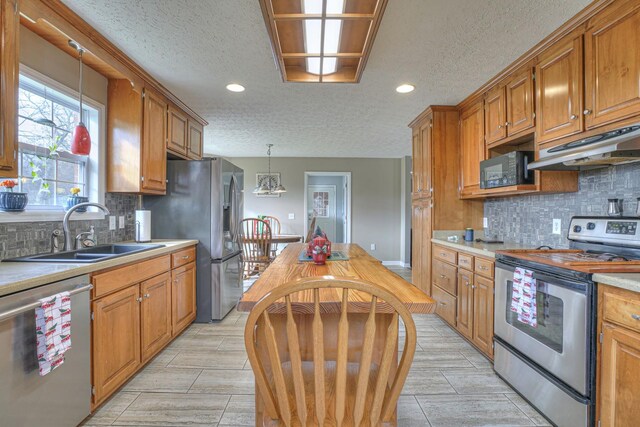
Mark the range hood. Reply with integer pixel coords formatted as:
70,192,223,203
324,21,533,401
528,124,640,171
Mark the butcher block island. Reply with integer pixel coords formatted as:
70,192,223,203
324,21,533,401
238,243,435,424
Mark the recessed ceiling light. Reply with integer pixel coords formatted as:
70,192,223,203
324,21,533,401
226,83,245,92
396,84,415,94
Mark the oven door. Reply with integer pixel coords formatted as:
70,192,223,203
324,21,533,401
495,262,589,395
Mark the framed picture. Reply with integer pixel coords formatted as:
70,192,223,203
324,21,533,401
256,172,281,197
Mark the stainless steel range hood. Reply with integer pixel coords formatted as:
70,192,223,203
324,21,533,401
528,124,640,171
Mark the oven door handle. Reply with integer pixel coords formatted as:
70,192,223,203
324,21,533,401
496,261,589,293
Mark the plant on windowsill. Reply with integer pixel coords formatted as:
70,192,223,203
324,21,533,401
0,180,28,212
65,186,89,213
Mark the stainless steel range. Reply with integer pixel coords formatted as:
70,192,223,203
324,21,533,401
494,216,640,427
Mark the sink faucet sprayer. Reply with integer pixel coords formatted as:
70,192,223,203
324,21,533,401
62,202,110,251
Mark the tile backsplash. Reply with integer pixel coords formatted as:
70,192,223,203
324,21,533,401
0,193,137,260
484,163,640,248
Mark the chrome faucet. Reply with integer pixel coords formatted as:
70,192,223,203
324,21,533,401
62,202,110,251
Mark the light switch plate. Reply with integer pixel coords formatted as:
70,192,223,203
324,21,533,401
370,243,376,251
109,216,116,231
119,215,125,229
483,217,488,228
552,219,562,235
288,213,295,220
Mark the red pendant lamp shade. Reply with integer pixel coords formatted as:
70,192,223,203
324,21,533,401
70,40,91,155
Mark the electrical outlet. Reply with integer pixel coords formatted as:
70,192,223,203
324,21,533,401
483,217,488,228
370,243,376,251
119,215,125,229
288,213,295,220
109,216,116,231
552,219,562,235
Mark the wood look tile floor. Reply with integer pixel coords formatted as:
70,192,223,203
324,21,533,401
82,267,550,427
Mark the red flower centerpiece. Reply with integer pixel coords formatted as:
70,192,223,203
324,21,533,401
0,179,28,212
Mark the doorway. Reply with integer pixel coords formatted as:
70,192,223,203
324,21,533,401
303,172,351,243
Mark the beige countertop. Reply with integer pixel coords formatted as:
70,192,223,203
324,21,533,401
593,273,640,293
0,239,198,297
431,235,535,258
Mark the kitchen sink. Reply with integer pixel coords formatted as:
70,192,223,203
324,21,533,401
3,243,165,263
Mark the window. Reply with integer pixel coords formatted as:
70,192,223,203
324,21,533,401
16,74,98,209
312,191,329,217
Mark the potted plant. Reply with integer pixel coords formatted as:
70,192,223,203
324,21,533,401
65,187,89,212
0,180,28,212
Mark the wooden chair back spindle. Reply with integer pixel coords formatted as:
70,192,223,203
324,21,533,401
305,216,317,243
239,218,273,278
244,277,417,426
262,216,281,258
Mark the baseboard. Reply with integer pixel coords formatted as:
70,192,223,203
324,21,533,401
381,260,405,267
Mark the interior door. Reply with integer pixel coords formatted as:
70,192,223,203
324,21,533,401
308,185,337,241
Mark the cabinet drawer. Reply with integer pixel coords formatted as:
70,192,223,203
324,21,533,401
172,246,196,269
474,258,494,278
458,252,474,270
92,255,171,298
432,259,457,296
602,286,640,334
434,245,457,264
432,285,456,326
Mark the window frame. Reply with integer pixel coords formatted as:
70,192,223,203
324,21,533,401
0,65,106,223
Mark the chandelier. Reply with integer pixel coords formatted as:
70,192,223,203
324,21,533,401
253,144,287,195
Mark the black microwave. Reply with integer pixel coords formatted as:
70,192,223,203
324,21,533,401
480,151,535,189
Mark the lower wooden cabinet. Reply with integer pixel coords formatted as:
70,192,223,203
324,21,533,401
473,275,494,357
92,285,141,405
412,200,432,295
172,262,196,335
432,284,456,326
141,272,173,362
456,269,474,340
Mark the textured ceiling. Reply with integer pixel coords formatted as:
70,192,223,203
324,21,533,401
61,0,591,158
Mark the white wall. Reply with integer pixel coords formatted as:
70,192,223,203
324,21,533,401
230,157,403,262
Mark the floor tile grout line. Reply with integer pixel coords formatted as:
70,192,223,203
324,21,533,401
412,394,435,427
505,392,548,426
107,391,141,426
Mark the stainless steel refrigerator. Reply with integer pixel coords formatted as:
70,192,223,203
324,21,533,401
145,158,244,321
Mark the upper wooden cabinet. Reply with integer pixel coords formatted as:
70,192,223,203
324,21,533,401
167,105,188,157
584,0,640,129
107,80,167,194
411,128,421,194
505,68,535,136
484,86,507,145
535,34,584,146
187,119,203,160
459,100,485,197
0,0,18,177
411,116,432,197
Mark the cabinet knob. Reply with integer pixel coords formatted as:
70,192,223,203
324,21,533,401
497,125,503,129
583,109,592,115
136,297,143,303
505,122,511,126
631,314,640,321
570,114,578,120
144,293,150,299
472,285,476,289
465,282,470,286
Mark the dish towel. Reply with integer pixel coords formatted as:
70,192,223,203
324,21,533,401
35,292,72,376
510,267,537,328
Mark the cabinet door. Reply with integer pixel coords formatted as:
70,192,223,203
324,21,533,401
411,204,423,291
600,322,640,427
142,89,168,193
187,120,203,160
140,272,172,362
460,101,484,196
420,203,432,295
584,1,640,129
535,35,584,145
172,262,196,335
473,275,494,357
456,269,473,339
506,68,535,136
420,118,433,195
0,0,18,175
167,106,188,156
92,286,141,405
411,129,421,194
484,87,507,145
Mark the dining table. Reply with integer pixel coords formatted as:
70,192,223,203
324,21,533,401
237,242,436,424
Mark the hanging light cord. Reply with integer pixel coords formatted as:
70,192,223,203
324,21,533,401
78,48,84,124
267,144,273,192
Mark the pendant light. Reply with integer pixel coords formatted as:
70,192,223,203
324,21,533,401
253,144,286,195
69,40,91,155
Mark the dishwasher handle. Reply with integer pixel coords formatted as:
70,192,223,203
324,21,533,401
0,283,93,322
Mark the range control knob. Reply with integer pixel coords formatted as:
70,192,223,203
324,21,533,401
573,225,582,233
587,222,596,230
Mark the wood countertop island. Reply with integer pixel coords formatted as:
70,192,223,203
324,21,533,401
238,243,435,426
238,243,435,314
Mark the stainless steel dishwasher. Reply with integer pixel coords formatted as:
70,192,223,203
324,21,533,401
0,275,92,426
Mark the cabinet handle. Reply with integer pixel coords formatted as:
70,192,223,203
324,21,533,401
465,282,470,286
583,109,592,115
631,314,640,321
182,255,190,260
479,265,488,270
439,274,447,279
570,114,578,120
441,252,446,256
439,302,447,306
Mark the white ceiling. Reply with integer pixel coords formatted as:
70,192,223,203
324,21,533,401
61,0,591,158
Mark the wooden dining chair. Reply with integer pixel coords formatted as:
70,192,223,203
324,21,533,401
239,218,274,279
305,216,317,243
244,277,417,426
262,216,281,258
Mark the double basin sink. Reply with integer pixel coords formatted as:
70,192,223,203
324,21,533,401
4,243,165,263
